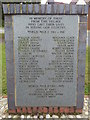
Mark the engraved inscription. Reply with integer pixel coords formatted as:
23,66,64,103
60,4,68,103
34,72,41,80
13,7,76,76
13,15,78,106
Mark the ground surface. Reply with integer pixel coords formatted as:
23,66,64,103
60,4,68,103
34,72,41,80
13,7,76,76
0,96,89,119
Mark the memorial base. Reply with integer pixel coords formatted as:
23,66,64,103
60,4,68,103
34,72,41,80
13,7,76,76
8,107,82,114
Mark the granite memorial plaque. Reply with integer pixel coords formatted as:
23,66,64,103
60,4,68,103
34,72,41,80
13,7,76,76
13,15,78,106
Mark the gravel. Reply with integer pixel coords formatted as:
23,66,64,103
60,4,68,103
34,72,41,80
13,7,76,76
0,96,89,119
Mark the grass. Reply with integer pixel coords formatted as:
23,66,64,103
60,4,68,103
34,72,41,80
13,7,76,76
0,33,7,95
85,46,89,95
2,42,7,95
0,33,89,95
0,33,4,41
